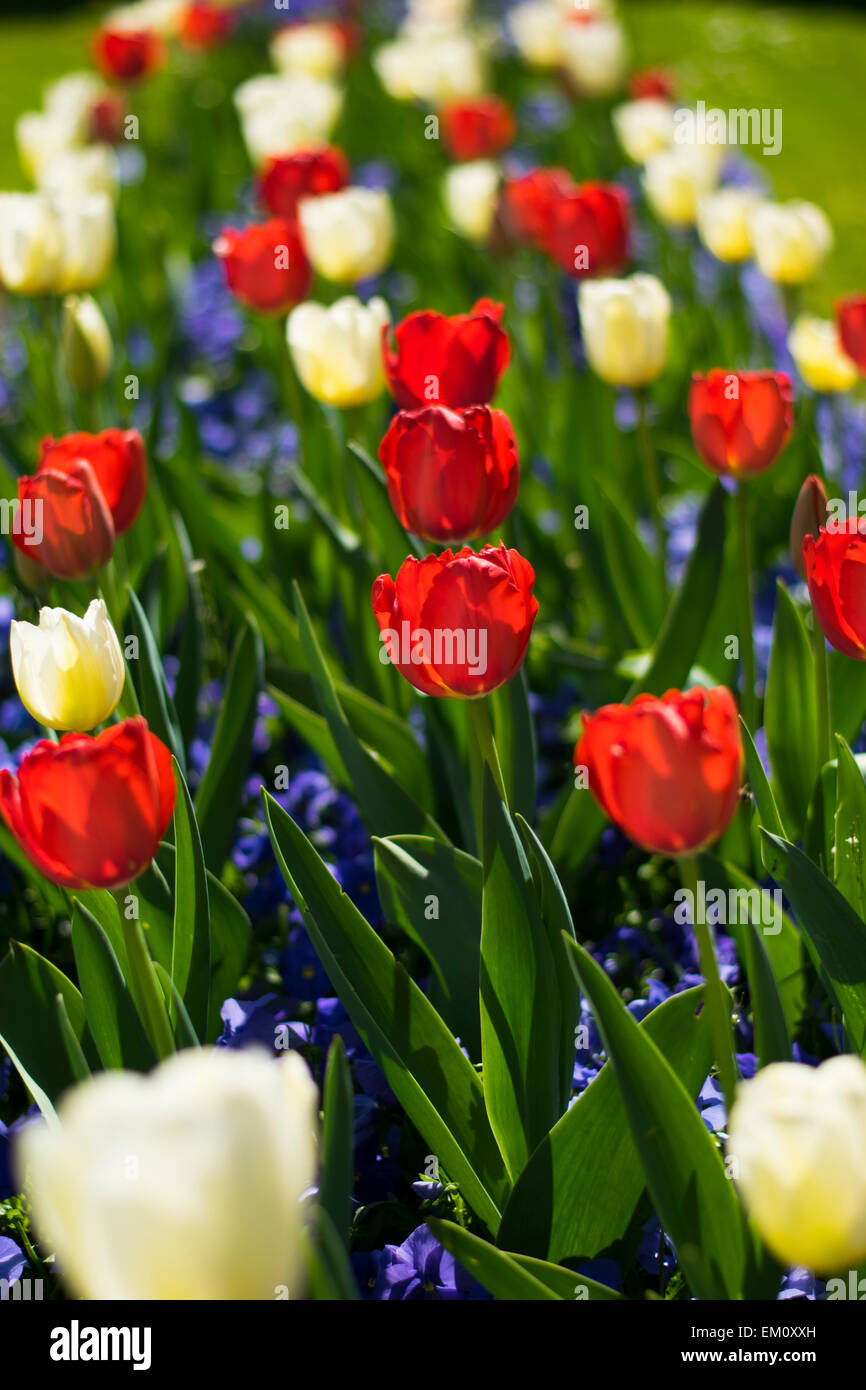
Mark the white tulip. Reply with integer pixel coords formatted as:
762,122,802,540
612,99,675,164
15,111,82,183
696,187,762,263
10,599,124,732
560,15,627,98
37,145,120,202
0,193,64,294
373,32,485,103
749,199,833,286
298,186,394,285
52,192,117,293
442,159,500,243
287,295,390,408
43,71,107,131
642,145,722,227
507,2,564,69
234,74,343,166
579,273,672,388
270,22,347,80
20,1048,318,1300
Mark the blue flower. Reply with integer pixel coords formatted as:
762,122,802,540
0,1236,27,1287
371,1224,483,1300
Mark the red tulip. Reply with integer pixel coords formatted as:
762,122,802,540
0,718,176,890
12,461,114,580
383,299,510,410
836,295,866,376
803,518,866,660
38,429,147,536
628,68,677,101
689,369,793,478
179,2,234,49
88,93,126,144
213,219,312,315
440,97,516,161
500,167,576,249
790,474,830,581
379,405,519,543
92,28,163,83
575,686,742,856
258,147,350,220
371,543,537,698
545,181,630,279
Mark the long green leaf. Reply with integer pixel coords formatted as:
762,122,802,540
0,942,88,1115
171,760,211,1040
71,899,153,1071
764,583,818,835
195,615,264,873
319,1036,355,1249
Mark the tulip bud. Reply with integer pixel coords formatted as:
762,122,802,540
61,295,113,392
803,518,866,660
19,1048,317,1299
384,298,510,410
287,295,390,408
612,98,675,165
642,146,722,227
13,461,115,581
790,475,829,580
297,186,394,285
507,2,564,71
442,160,500,244
10,599,124,732
270,20,348,78
727,1056,866,1274
696,188,762,265
560,15,627,98
578,273,671,388
749,199,832,286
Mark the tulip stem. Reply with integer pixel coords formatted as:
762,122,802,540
636,390,667,604
679,854,738,1112
124,915,176,1061
735,480,758,732
468,696,508,854
811,612,832,767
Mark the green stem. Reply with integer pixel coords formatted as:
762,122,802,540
679,854,738,1111
467,696,508,855
811,612,831,767
124,915,176,1060
636,390,667,604
735,480,757,731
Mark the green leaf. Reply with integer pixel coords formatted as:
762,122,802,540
741,917,792,1067
479,771,564,1181
740,717,787,876
833,736,866,919
563,937,746,1300
347,440,424,566
764,583,818,834
71,899,153,1071
497,985,715,1263
0,942,88,1115
195,616,264,873
319,1036,355,1249
427,1219,558,1300
373,834,482,1058
263,791,510,1232
597,483,662,648
306,1207,360,1301
491,668,537,823
55,993,92,1084
125,585,186,775
171,760,211,1041
829,649,866,747
762,830,866,1053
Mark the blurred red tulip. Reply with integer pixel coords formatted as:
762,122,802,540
88,92,126,144
545,181,630,278
500,167,576,249
179,2,235,49
628,68,677,101
0,718,176,889
213,219,312,315
689,369,793,478
836,295,866,375
371,543,537,698
258,147,350,220
440,96,516,161
92,28,163,83
383,299,510,410
38,429,147,536
803,518,866,660
13,461,114,580
379,405,519,543
790,474,830,580
576,687,742,856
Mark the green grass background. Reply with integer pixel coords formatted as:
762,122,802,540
0,1,863,306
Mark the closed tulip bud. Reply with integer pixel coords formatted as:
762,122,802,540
561,15,627,98
214,218,312,315
258,147,350,221
384,298,510,410
788,314,858,394
297,186,394,285
92,26,164,83
576,686,742,856
0,716,175,888
696,188,762,264
727,1056,866,1274
287,295,390,407
688,369,793,479
440,97,516,162
270,21,348,79
10,599,124,732
612,99,675,164
372,543,538,698
578,273,671,388
61,294,113,392
749,199,832,286
507,2,564,70
642,145,722,227
545,181,630,279
442,160,500,244
379,405,519,542
803,518,866,660
38,429,147,536
13,461,114,580
19,1048,317,1299
373,33,485,104
836,294,866,376
790,475,829,580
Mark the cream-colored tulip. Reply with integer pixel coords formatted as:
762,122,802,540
61,294,114,393
507,2,564,69
270,22,347,79
696,187,762,263
560,15,627,97
234,74,343,166
20,1048,318,1300
287,295,390,408
749,199,832,286
442,159,500,243
643,145,722,227
612,99,675,164
38,145,119,202
0,193,64,294
44,71,107,130
298,187,394,285
10,600,124,731
103,0,185,35
53,193,117,294
403,0,472,35
788,315,858,394
578,274,671,388
373,32,485,103
727,1056,866,1274
15,111,81,183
